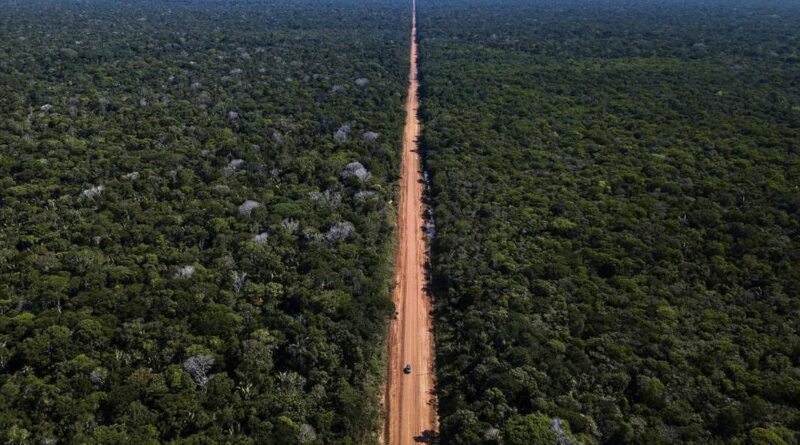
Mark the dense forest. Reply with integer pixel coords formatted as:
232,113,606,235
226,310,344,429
418,0,800,444
4,0,800,443
0,0,409,443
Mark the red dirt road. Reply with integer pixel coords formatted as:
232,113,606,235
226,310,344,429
384,0,437,443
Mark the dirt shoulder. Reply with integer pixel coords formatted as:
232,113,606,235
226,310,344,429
384,0,437,443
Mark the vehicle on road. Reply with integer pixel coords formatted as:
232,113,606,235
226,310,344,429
403,364,412,374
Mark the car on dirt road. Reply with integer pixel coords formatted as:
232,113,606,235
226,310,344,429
403,364,412,374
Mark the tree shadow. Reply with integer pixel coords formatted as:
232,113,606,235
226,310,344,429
414,430,439,443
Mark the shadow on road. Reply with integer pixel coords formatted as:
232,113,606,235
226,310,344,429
414,430,439,443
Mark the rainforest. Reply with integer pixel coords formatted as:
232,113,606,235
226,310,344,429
418,0,800,443
1,0,799,444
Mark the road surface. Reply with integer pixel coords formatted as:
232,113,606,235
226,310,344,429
384,0,437,443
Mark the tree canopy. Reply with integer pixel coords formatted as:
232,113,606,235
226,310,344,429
418,0,800,443
0,0,409,443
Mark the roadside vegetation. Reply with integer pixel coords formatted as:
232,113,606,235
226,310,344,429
418,0,800,443
0,0,408,443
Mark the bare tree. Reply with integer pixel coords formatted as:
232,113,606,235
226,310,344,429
326,221,355,242
81,185,105,199
224,158,245,175
334,125,350,142
483,427,500,442
232,271,247,294
355,190,377,201
552,417,580,445
237,200,261,217
183,354,214,387
282,217,300,233
251,232,269,244
174,265,196,279
298,424,317,444
90,367,108,387
309,189,341,210
341,162,370,181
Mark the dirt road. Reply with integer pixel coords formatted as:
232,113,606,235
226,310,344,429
384,0,437,443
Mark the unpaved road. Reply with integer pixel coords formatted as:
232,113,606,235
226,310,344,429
384,0,437,443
